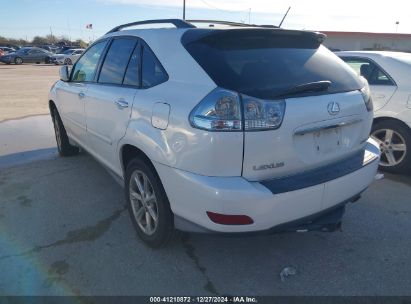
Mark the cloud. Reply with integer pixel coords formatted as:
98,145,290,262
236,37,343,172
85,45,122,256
96,0,291,13
95,0,411,32
96,0,410,18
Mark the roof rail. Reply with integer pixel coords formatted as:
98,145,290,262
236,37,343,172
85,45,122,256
187,19,278,29
106,19,196,34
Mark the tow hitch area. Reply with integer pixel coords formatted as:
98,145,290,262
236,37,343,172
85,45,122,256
270,192,363,233
271,205,347,233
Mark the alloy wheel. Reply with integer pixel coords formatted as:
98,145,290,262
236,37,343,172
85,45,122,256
371,128,407,167
129,170,159,236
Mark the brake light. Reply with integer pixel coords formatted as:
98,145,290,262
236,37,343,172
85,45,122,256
189,88,286,131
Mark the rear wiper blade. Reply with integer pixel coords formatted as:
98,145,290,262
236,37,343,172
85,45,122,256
274,80,332,98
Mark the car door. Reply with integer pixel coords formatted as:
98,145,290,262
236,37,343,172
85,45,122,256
341,57,397,111
36,49,49,62
84,37,140,172
28,49,43,62
24,49,38,62
56,40,108,147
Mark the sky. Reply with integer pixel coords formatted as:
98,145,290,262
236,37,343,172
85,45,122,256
1,0,411,41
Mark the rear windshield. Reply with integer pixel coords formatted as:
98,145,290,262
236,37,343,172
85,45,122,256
182,29,363,99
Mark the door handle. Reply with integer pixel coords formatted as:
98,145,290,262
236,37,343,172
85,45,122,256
114,99,129,109
78,92,85,99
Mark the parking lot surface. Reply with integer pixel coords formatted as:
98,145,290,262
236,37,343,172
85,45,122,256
0,115,411,296
0,64,59,122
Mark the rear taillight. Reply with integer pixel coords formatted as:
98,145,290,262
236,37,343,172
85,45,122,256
359,77,373,112
189,88,242,131
242,95,285,131
189,88,286,132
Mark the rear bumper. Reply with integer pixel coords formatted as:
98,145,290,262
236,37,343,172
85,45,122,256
155,138,380,233
51,58,64,64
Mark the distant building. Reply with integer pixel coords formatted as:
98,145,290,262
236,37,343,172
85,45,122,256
321,31,411,53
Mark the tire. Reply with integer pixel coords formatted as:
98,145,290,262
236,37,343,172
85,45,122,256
371,119,411,173
125,158,174,248
14,57,23,65
64,58,72,65
50,107,79,157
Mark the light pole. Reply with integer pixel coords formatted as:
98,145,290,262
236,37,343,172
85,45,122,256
183,0,186,20
396,21,400,33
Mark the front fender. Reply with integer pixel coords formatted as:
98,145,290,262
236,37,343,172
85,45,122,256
48,81,59,105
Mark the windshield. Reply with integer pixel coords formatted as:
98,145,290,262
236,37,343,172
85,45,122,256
183,30,363,99
63,49,74,55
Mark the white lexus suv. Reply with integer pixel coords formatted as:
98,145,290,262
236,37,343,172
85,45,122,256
49,19,380,247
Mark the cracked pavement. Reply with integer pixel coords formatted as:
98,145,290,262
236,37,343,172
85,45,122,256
1,115,411,296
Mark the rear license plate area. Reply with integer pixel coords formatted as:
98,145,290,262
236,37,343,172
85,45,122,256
314,127,342,154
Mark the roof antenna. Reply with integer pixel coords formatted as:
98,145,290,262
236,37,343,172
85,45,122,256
279,6,291,28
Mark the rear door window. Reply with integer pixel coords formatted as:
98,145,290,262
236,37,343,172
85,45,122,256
183,30,363,99
71,41,108,82
141,44,168,88
123,43,141,86
98,38,138,85
341,57,395,86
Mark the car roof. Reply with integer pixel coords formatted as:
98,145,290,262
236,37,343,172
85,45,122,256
20,46,43,50
335,50,411,59
101,19,323,42
100,27,325,53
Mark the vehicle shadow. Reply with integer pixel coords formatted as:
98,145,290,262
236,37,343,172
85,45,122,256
1,153,410,295
383,171,411,186
31,64,57,67
0,147,58,169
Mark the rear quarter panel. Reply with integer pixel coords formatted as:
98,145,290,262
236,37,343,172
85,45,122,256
117,29,244,176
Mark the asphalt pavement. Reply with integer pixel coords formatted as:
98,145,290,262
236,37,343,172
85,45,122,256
0,115,410,296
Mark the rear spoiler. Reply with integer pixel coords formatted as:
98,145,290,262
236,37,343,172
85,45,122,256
181,28,327,49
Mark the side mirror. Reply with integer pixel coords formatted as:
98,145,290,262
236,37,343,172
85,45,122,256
60,65,70,82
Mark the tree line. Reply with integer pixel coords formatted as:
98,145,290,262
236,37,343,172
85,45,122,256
0,34,88,48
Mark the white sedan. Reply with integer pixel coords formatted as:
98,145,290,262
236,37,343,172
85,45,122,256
51,49,84,65
337,51,411,173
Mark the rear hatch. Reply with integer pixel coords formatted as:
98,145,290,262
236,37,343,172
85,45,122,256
183,29,371,181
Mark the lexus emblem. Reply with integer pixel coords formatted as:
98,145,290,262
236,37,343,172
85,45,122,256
327,102,340,115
